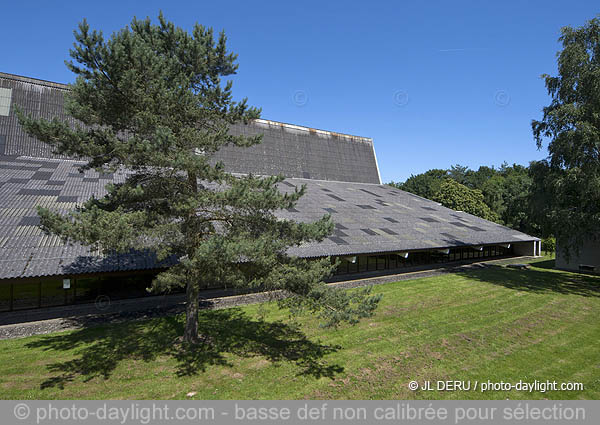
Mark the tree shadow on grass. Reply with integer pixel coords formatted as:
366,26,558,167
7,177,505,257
461,262,600,298
529,259,555,270
25,308,343,390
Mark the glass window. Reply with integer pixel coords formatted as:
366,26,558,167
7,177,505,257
389,254,397,269
103,275,150,300
76,277,103,303
41,279,66,307
13,282,40,310
358,256,367,272
366,256,375,271
400,254,408,267
0,284,11,312
336,258,349,275
377,255,386,270
348,258,359,273
432,252,447,263
415,252,423,265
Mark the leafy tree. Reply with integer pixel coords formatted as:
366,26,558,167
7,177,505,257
542,236,556,256
17,14,381,344
390,163,540,235
528,160,556,238
432,179,501,223
531,16,600,256
447,164,470,185
480,174,505,216
501,164,536,234
389,169,447,199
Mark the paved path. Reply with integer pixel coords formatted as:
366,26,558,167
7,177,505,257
0,256,537,340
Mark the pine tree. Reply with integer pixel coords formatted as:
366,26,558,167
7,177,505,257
17,13,381,344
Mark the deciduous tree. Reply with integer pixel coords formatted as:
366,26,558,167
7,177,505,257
432,179,500,223
531,16,600,256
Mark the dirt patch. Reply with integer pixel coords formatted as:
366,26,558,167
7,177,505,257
221,369,245,380
249,359,270,370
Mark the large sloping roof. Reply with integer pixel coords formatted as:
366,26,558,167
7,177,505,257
282,178,539,258
0,72,381,184
0,155,538,280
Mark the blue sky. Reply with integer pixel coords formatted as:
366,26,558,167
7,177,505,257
1,1,597,182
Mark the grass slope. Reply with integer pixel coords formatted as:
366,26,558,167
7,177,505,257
1,257,599,399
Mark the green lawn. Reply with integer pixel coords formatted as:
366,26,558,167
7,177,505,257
1,256,600,399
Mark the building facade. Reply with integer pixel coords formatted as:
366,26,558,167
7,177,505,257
555,238,600,273
0,72,541,312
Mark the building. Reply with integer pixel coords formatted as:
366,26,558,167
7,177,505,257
0,72,541,312
555,238,600,273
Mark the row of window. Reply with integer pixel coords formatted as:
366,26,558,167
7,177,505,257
334,245,510,275
0,273,158,312
0,245,511,312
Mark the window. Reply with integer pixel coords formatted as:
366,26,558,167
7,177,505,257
0,284,10,312
348,258,359,273
0,88,12,116
41,279,67,307
336,258,349,275
358,256,368,273
13,282,40,310
367,256,377,271
389,254,397,269
76,277,104,303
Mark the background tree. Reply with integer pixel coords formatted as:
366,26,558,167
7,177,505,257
431,179,500,223
531,16,600,257
390,163,538,230
500,164,536,235
389,168,448,199
17,14,381,344
447,164,470,186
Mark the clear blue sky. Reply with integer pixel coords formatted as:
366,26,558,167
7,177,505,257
1,1,597,182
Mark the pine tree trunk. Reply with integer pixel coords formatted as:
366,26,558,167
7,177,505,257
184,280,200,344
184,170,200,345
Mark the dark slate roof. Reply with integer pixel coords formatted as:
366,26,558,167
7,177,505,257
0,72,381,184
279,178,539,257
0,154,538,279
0,155,178,279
